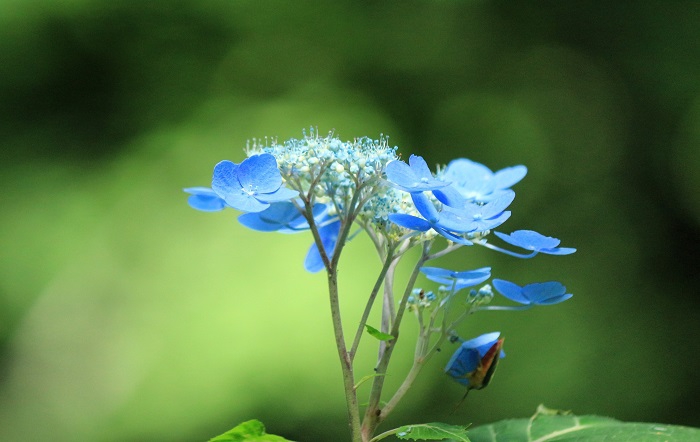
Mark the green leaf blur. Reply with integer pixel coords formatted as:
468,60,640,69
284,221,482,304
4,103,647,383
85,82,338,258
468,413,700,441
209,419,293,442
382,422,470,441
1,1,699,442
366,325,395,342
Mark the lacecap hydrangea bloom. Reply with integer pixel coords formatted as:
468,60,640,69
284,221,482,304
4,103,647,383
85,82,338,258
185,129,576,420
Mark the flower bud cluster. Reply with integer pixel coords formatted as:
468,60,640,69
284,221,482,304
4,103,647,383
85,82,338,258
247,129,397,208
407,288,437,310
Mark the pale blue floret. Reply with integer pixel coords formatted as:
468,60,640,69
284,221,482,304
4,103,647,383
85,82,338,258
211,154,298,213
441,158,527,202
493,230,577,255
388,191,513,245
420,266,491,292
492,279,573,305
385,154,451,193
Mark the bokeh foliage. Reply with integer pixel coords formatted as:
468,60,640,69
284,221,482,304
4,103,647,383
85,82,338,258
1,1,699,441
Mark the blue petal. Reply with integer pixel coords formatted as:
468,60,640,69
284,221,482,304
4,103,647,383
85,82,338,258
432,225,474,245
471,211,511,232
408,155,434,180
523,282,568,305
442,158,495,200
492,279,530,304
464,331,502,357
453,267,491,279
385,156,450,192
304,220,341,273
237,154,282,194
494,230,560,251
478,190,516,219
237,202,301,232
281,203,328,232
540,247,577,255
411,193,440,223
184,187,225,212
212,160,242,196
433,185,468,207
388,214,432,231
420,266,454,281
453,273,491,291
493,165,527,190
445,346,481,384
256,186,299,203
537,293,574,305
220,191,269,213
436,207,477,233
421,267,491,289
385,159,417,189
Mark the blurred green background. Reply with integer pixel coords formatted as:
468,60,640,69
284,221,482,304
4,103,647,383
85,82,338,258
1,1,699,441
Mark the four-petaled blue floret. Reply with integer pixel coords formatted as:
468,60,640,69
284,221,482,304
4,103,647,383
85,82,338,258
492,279,572,305
210,154,299,213
441,158,527,202
493,230,576,255
420,266,491,292
385,155,451,193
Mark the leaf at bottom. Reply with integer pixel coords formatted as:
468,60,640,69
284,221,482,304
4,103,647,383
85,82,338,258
208,419,293,442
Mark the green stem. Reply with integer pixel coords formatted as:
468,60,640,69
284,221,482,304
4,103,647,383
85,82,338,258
349,250,396,361
327,265,363,442
360,242,430,440
302,190,363,441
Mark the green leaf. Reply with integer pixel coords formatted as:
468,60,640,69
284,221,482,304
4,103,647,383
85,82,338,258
208,419,294,442
468,408,700,441
365,324,395,341
354,372,385,390
373,422,470,441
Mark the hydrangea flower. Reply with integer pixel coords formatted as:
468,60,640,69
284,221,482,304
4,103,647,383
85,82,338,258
493,230,576,255
385,154,451,193
445,332,505,389
441,158,527,202
388,191,513,244
187,129,577,429
211,154,298,213
420,266,491,292
492,279,572,305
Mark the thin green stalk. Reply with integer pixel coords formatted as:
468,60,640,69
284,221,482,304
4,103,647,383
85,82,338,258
326,265,363,442
302,190,363,441
360,242,430,440
349,250,396,361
